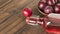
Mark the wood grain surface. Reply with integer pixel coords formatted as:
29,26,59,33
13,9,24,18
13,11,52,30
0,0,48,34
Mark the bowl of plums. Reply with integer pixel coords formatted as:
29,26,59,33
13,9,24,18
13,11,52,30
22,0,60,34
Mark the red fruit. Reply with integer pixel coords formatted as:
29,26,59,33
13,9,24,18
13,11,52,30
22,8,32,17
55,3,60,13
38,1,47,9
44,6,53,14
46,0,57,5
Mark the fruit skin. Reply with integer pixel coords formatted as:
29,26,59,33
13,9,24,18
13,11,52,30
55,3,60,13
38,1,47,10
44,6,53,14
22,8,32,17
46,0,57,6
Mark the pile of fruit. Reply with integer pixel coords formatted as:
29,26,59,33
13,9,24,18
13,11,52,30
38,0,60,14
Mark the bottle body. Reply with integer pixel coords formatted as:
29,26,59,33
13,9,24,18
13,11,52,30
45,14,60,34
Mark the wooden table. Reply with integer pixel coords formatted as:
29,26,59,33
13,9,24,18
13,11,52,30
0,0,48,34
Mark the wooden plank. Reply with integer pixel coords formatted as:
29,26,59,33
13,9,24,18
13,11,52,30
0,0,33,24
0,0,12,8
0,0,34,32
0,14,20,31
0,13,11,24
0,13,12,23
0,13,9,20
15,25,48,34
0,9,19,24
0,0,34,31
0,16,25,34
0,0,34,24
15,25,31,34
0,0,34,14
6,20,26,34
